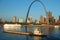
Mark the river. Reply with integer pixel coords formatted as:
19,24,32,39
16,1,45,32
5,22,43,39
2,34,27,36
0,26,60,40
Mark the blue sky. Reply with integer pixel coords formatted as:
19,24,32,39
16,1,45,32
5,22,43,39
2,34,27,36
0,0,60,21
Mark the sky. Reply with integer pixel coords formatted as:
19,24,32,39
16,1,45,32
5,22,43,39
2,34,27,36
0,0,60,21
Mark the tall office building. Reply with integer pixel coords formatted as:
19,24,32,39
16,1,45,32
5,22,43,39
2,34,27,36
49,17,55,24
27,16,32,23
18,18,24,23
46,11,55,24
13,16,16,22
40,15,46,23
46,11,52,24
46,11,52,18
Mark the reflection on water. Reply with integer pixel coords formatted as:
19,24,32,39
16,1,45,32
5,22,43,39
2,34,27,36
50,26,60,38
34,36,40,40
0,25,60,40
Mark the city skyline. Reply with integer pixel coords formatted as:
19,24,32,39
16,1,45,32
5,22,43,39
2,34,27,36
0,0,60,21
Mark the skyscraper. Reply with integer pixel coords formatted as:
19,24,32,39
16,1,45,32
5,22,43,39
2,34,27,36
27,16,32,23
46,11,52,18
18,18,24,23
40,15,46,24
13,16,16,22
46,11,54,24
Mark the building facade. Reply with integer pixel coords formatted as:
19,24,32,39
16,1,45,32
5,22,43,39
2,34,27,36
46,11,55,24
13,16,16,22
40,15,46,24
18,18,24,23
27,16,32,23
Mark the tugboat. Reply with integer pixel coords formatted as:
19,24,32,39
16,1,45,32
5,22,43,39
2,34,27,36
34,28,42,35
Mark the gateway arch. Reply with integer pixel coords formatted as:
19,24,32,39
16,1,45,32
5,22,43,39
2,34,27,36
26,0,48,23
26,0,48,24
25,0,49,32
